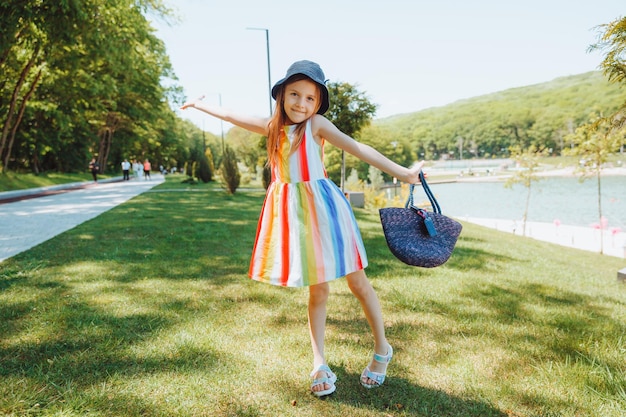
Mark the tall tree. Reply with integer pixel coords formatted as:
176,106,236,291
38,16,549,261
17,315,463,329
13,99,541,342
0,0,178,173
324,82,377,190
565,113,622,254
504,145,547,236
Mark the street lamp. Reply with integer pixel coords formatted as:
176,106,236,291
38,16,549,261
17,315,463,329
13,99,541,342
217,93,225,153
246,27,272,116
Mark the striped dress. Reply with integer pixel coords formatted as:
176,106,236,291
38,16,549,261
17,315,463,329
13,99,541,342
248,120,368,287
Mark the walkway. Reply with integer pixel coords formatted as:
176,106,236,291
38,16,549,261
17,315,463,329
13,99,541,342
0,176,164,262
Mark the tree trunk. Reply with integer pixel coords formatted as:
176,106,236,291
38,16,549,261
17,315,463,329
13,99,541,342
522,182,531,237
596,168,604,254
3,68,42,169
0,45,39,172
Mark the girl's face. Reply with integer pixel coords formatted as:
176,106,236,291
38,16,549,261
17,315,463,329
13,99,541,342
282,79,320,124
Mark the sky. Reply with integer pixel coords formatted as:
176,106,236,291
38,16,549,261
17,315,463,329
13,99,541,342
150,0,624,135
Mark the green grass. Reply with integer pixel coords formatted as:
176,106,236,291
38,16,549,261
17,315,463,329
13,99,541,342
0,172,106,192
1,176,625,416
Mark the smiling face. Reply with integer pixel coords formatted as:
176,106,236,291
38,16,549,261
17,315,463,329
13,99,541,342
282,78,321,124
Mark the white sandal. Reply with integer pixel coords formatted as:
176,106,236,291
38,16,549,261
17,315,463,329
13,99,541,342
310,364,337,397
360,344,393,389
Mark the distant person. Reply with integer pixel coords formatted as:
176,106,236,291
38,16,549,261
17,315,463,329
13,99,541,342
133,160,143,180
181,60,423,397
89,158,99,182
121,159,131,180
143,159,151,180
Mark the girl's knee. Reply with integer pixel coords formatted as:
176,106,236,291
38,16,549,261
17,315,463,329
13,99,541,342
309,282,329,303
346,270,371,297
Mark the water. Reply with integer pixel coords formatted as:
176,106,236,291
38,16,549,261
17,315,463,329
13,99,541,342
417,176,626,229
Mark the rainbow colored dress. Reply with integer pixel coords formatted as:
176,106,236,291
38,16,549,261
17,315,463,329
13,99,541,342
248,120,368,287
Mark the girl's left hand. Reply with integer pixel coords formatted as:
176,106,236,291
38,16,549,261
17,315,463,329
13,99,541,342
404,161,425,184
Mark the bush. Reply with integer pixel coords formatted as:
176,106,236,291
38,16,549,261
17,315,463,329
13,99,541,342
221,145,240,194
196,153,212,183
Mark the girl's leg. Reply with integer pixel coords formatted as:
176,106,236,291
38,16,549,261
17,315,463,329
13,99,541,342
308,282,331,393
345,270,390,381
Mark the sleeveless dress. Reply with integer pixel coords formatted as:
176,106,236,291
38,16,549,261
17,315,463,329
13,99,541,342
248,120,368,287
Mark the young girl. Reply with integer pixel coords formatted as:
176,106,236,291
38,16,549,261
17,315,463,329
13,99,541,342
181,60,423,397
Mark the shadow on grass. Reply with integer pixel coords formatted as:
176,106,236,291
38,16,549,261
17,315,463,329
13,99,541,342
271,366,508,417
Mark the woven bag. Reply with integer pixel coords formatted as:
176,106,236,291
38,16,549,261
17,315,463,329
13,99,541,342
379,172,462,267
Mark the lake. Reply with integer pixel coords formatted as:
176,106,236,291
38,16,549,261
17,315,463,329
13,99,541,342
414,176,626,230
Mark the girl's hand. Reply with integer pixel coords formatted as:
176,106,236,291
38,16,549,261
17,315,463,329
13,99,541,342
180,95,205,110
405,160,425,184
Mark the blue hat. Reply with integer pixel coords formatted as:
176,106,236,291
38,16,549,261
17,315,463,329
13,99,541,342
271,60,330,114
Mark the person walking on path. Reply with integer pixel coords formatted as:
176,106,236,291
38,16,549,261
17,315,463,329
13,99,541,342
181,60,423,397
121,159,131,180
89,158,99,182
133,160,143,180
143,159,151,180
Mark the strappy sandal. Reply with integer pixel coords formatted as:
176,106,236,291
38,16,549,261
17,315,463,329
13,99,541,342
310,364,337,397
360,344,393,389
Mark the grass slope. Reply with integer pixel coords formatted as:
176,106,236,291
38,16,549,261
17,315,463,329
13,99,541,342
1,179,625,416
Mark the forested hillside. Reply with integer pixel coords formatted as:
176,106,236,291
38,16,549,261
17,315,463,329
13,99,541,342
361,71,624,162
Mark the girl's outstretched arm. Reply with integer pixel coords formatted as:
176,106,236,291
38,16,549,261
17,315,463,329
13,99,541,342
312,115,424,184
180,96,269,136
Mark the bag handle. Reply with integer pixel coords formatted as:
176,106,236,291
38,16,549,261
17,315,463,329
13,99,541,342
406,171,441,214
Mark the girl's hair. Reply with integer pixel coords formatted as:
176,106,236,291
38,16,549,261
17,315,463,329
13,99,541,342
266,75,322,166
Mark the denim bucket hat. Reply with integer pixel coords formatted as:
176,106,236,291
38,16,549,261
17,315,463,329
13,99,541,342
271,60,330,114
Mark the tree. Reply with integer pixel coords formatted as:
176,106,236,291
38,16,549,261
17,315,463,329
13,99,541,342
504,145,547,236
324,82,377,190
221,145,240,194
565,114,622,254
0,0,177,174
561,16,626,255
196,152,212,183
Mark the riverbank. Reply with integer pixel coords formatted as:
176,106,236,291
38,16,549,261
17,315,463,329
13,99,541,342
430,163,626,183
461,216,626,259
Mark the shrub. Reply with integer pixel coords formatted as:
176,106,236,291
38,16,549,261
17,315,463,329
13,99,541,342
221,145,240,194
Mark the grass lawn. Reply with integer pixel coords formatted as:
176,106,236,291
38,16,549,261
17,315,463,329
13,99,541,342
1,177,625,416
0,172,107,192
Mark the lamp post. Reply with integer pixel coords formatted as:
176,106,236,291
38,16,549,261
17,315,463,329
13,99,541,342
246,27,272,116
201,93,225,153
218,93,225,153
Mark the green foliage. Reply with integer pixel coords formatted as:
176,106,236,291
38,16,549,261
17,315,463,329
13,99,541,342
196,152,212,183
261,164,271,190
590,16,626,84
0,0,180,174
564,113,623,254
324,82,378,184
226,126,264,172
366,71,623,162
368,166,384,190
221,145,240,194
344,168,363,191
505,145,547,236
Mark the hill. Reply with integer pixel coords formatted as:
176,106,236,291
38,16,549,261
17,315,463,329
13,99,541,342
361,71,624,160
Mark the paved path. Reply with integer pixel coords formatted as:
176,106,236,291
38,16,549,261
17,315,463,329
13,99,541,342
0,176,164,262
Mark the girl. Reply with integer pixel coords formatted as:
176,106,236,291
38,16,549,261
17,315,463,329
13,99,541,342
181,60,423,397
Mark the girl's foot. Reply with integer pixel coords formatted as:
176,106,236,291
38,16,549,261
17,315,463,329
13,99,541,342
310,364,337,397
360,344,393,389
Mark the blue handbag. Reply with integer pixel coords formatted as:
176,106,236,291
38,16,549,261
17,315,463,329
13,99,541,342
379,172,462,267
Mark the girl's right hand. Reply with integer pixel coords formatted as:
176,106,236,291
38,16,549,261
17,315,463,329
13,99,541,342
180,95,205,110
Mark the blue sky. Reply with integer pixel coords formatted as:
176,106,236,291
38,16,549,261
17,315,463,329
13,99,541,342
151,0,625,134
